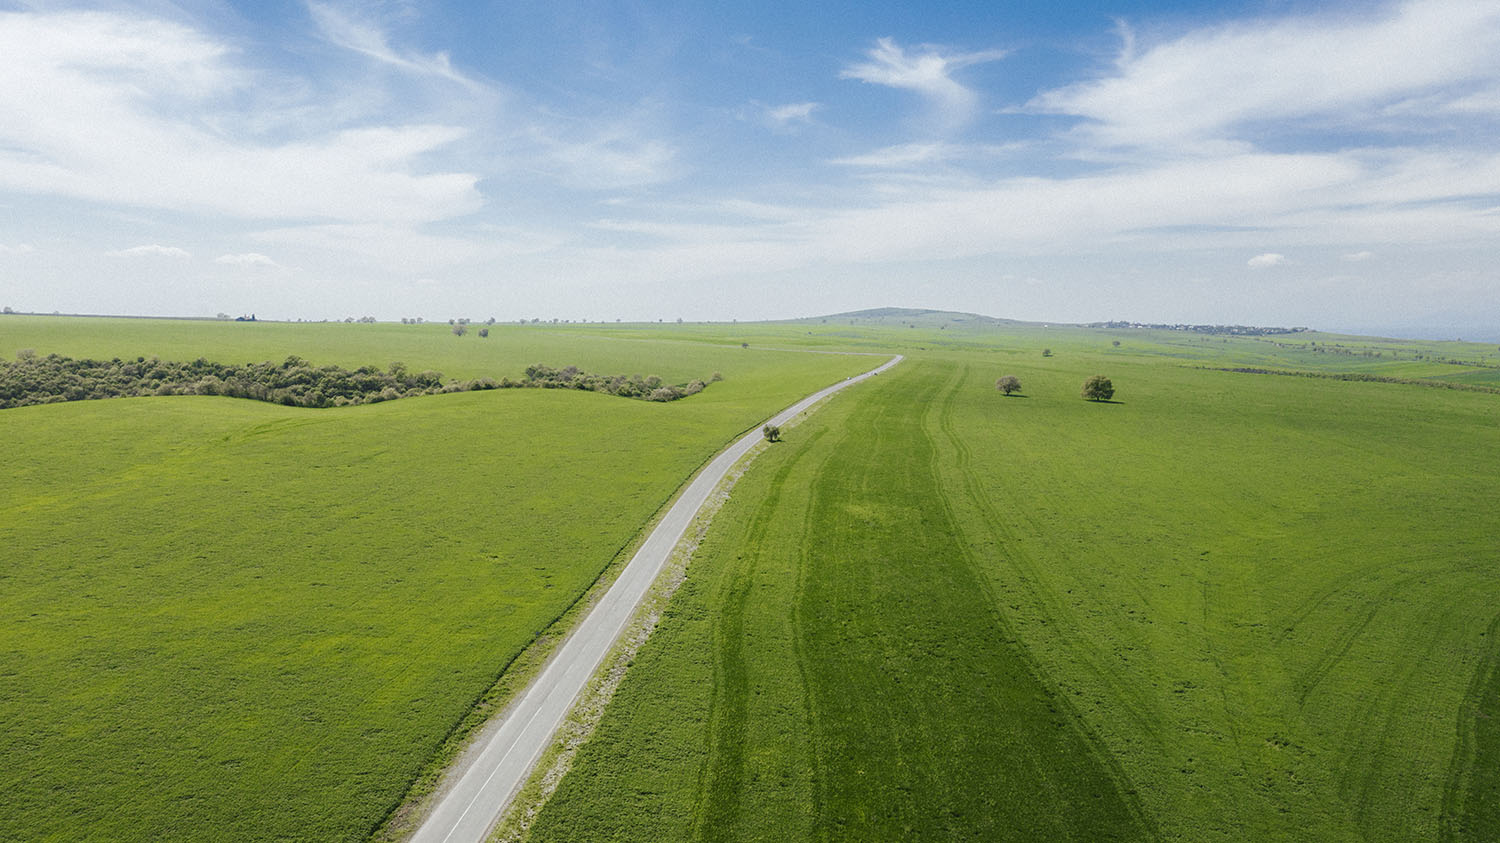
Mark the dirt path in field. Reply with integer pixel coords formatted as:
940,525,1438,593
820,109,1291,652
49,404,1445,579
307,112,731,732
408,354,903,843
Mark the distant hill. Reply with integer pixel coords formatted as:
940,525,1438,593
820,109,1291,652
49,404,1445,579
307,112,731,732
796,308,1036,328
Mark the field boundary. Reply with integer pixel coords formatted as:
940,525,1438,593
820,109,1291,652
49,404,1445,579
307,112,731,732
1194,365,1500,394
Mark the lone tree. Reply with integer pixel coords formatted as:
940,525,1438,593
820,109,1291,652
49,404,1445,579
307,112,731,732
1042,348,1053,357
1081,375,1115,402
995,375,1022,396
762,424,781,442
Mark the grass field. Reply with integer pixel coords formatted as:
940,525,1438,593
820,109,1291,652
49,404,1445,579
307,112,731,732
0,316,874,840
3,313,1498,841
526,326,1500,842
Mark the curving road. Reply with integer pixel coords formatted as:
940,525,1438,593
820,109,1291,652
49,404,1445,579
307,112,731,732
409,354,902,843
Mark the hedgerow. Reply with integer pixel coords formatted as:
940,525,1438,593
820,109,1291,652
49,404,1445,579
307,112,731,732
0,353,718,409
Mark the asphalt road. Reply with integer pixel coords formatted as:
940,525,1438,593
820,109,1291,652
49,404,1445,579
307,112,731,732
409,353,902,843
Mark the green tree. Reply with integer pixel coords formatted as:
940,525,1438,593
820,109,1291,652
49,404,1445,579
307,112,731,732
995,375,1022,396
762,424,781,442
1081,375,1115,401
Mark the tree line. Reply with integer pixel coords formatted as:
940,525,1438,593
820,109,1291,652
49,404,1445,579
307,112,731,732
0,353,719,410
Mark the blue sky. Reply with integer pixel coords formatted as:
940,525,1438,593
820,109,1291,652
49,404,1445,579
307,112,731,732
1,0,1498,336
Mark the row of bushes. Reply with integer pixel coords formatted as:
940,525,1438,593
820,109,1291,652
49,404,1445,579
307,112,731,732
0,353,720,409
0,353,458,409
506,364,721,401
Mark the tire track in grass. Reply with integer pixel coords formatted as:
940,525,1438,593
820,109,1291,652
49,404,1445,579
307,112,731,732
794,359,1152,841
927,360,1158,837
929,364,1170,763
694,430,825,841
1442,612,1500,842
1292,568,1439,710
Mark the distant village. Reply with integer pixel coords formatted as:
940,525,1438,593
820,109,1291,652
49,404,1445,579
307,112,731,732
1088,320,1310,336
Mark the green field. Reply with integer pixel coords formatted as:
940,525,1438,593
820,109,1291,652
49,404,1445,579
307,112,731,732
3,313,1498,841
0,316,874,840
526,324,1500,841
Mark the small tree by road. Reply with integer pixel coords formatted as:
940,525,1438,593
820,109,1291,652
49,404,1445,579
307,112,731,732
995,375,1022,396
762,424,781,442
1082,375,1115,401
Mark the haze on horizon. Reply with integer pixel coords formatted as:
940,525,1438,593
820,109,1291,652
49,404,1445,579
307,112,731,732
0,0,1497,340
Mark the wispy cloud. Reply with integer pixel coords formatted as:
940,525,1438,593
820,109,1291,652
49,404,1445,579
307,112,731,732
214,252,282,269
767,102,819,123
1342,250,1375,262
1030,0,1500,150
746,100,820,132
108,244,190,259
1247,252,1287,268
0,10,481,224
532,121,679,190
831,141,1023,168
0,242,35,256
306,2,477,88
840,38,1007,133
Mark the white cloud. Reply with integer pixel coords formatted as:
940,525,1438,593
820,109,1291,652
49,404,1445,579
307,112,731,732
746,101,820,132
0,243,35,255
831,141,1023,168
0,10,481,223
556,144,1500,286
108,244,190,259
214,252,282,269
1247,252,1287,268
249,221,562,278
1030,0,1500,149
1342,250,1375,262
767,102,819,124
840,38,1007,133
532,122,679,190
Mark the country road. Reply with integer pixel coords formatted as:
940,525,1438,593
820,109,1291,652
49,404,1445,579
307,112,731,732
409,353,903,843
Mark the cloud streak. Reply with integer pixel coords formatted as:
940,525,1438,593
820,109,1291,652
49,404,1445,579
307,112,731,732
306,2,478,88
215,252,282,268
841,38,1007,133
108,244,191,259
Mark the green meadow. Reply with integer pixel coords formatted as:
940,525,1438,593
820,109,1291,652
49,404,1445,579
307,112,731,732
0,316,873,840
3,313,1498,842
527,318,1500,842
